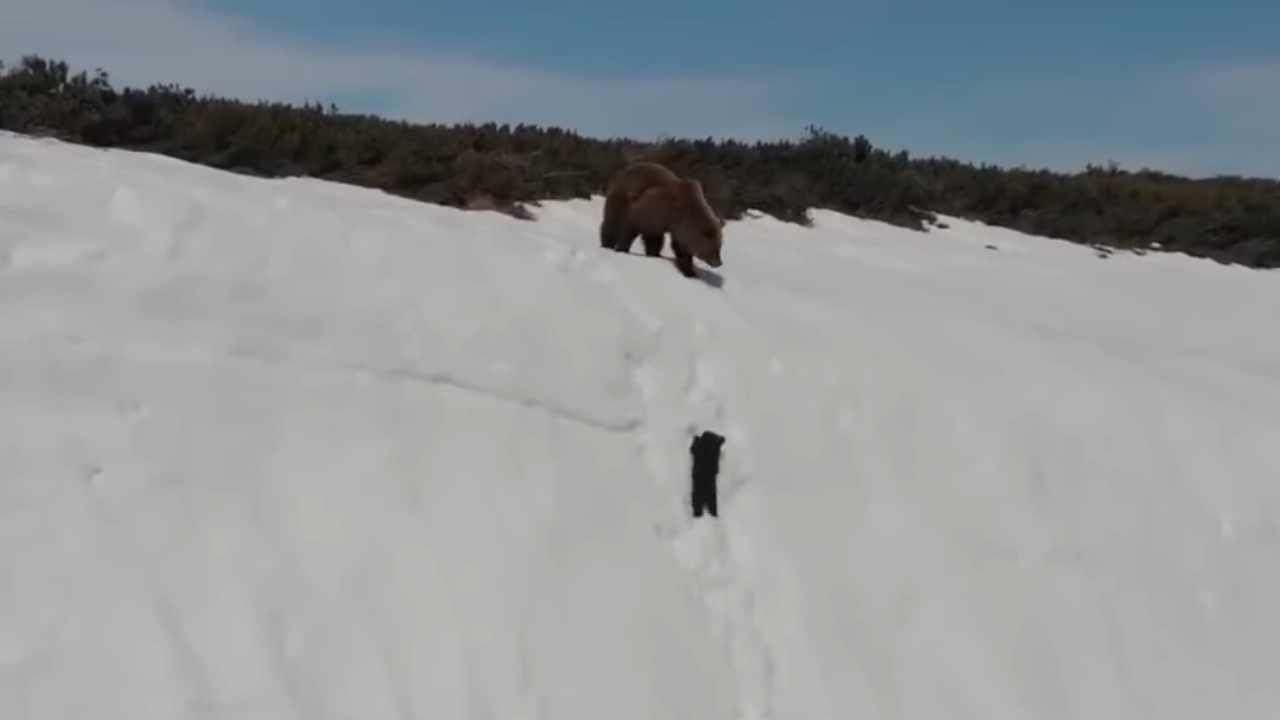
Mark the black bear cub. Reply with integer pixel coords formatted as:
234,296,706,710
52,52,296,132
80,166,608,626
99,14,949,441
690,431,725,518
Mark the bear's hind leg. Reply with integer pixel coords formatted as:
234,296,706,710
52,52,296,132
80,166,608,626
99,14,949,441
672,240,698,278
613,229,639,253
600,193,626,248
642,233,665,257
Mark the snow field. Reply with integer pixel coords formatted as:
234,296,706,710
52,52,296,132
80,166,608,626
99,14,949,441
2,131,1279,719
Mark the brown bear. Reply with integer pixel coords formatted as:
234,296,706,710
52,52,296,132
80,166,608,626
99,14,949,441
599,161,725,278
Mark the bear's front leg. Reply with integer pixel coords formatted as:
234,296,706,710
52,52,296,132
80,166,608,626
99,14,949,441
642,233,665,257
672,241,698,277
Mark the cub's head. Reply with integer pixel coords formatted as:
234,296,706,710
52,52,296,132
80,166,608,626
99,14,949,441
690,430,726,455
673,179,725,268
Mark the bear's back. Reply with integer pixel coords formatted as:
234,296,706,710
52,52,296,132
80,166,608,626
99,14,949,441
607,161,681,199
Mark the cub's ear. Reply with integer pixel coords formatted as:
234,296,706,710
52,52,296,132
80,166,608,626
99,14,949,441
719,217,726,228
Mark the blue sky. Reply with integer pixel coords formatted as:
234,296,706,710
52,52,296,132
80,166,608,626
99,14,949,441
4,0,1278,177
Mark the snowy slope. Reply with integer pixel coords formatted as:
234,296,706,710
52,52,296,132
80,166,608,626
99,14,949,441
2,130,1279,720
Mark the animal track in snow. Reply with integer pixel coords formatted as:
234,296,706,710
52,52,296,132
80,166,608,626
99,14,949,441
625,312,776,720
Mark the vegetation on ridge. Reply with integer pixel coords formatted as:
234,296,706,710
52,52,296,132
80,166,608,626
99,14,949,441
3,54,1278,268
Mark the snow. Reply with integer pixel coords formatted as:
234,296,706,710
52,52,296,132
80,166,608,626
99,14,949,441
2,129,1279,720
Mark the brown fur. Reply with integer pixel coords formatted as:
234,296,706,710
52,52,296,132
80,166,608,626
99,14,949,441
600,162,725,278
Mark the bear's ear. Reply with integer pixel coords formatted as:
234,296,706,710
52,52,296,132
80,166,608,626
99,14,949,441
719,217,726,228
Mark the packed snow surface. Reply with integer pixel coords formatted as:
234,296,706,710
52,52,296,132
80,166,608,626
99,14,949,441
2,130,1280,720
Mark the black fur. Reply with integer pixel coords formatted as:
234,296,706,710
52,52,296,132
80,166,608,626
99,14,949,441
690,431,725,517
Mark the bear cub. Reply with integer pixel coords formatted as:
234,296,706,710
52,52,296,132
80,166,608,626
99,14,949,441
599,161,725,278
690,430,725,518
